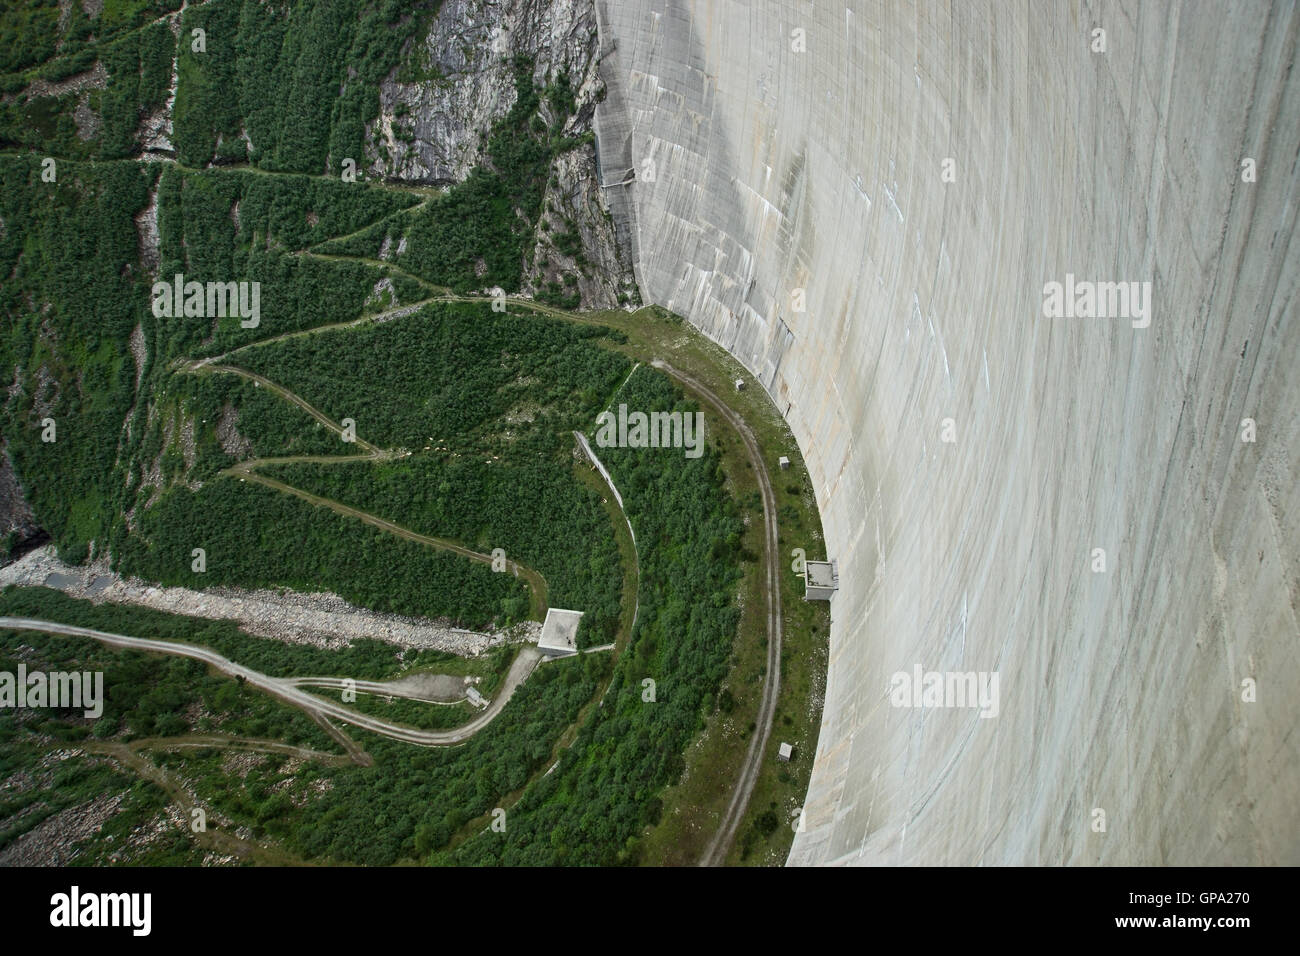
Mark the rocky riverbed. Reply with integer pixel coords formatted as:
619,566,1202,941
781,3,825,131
0,546,539,657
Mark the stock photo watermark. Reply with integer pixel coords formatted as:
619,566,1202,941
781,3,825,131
889,665,1000,719
594,404,705,458
1042,274,1151,329
50,887,150,936
151,273,260,328
0,665,103,719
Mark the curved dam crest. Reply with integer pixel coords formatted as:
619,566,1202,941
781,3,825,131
594,0,1300,865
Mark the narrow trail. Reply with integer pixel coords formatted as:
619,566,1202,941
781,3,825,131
0,149,438,194
125,734,355,766
202,364,385,453
300,250,443,293
304,195,434,253
308,713,372,766
201,297,439,361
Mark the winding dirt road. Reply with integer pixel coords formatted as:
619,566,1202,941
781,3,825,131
650,361,784,868
0,617,541,747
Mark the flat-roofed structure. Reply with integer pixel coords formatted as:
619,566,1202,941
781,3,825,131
538,608,584,657
803,560,838,602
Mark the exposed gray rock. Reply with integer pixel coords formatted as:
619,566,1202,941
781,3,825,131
526,145,633,308
368,0,633,307
0,545,541,657
368,0,598,185
134,187,160,273
214,402,251,459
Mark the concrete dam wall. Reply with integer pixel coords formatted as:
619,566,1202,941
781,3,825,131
594,0,1299,865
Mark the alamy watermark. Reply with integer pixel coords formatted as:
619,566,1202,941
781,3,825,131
1042,274,1151,329
0,664,103,718
594,404,705,459
50,886,150,936
889,665,999,719
151,272,260,328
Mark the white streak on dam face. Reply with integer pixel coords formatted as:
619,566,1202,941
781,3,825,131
595,0,1300,865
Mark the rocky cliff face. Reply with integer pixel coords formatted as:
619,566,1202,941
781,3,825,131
368,0,594,183
367,0,634,308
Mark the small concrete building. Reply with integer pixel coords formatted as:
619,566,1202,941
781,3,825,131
538,608,584,657
734,378,745,391
778,456,790,470
466,686,487,708
804,560,838,601
778,742,793,762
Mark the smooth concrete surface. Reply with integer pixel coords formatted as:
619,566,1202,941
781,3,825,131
539,607,584,656
594,0,1299,865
